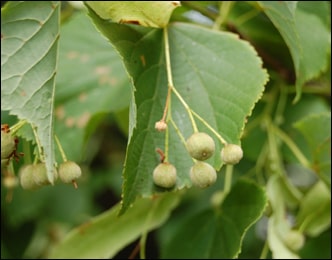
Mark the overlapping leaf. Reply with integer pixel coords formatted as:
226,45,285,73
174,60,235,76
48,192,180,259
162,179,267,258
54,12,131,162
87,6,268,214
1,1,60,183
258,1,330,102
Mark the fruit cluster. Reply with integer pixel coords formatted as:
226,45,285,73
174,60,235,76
1,123,82,191
19,161,82,190
152,130,243,189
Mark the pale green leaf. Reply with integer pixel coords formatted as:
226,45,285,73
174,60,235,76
85,1,181,28
47,192,180,259
1,1,60,183
293,112,331,189
296,180,331,237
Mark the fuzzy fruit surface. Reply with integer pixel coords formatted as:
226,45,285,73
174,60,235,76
1,131,16,159
190,161,217,188
221,144,243,164
59,161,82,183
33,163,53,186
19,164,39,190
153,162,177,188
186,132,215,161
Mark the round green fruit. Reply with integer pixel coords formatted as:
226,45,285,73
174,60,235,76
32,163,52,186
221,144,243,164
190,161,217,188
59,161,82,184
19,164,39,190
186,132,215,161
153,162,177,188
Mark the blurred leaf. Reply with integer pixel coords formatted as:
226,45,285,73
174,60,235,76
87,8,269,214
85,1,181,28
299,228,331,259
296,180,331,237
293,112,331,189
47,192,180,259
258,1,330,102
54,12,131,162
1,1,60,183
162,179,267,258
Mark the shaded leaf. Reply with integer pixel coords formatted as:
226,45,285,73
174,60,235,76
54,12,131,162
162,179,267,258
1,1,60,183
47,192,180,259
293,112,331,189
296,180,331,237
258,1,330,102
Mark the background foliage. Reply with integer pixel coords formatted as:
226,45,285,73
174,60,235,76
1,1,331,259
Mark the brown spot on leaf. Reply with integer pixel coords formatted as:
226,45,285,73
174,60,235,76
95,66,110,75
120,19,140,25
79,92,87,102
140,55,146,67
66,51,79,59
76,112,91,128
65,117,75,128
55,106,65,120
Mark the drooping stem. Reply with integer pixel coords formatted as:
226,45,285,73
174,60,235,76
55,135,67,162
223,164,233,195
31,125,45,162
164,27,198,133
190,110,228,145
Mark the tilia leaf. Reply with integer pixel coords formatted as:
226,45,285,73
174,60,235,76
1,1,60,183
86,7,269,214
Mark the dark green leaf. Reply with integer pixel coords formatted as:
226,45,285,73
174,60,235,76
162,179,267,258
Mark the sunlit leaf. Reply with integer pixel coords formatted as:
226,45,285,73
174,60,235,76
1,1,60,183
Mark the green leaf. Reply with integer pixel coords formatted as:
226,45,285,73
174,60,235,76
258,1,330,102
47,192,180,259
296,180,331,237
293,112,331,189
1,1,60,183
162,179,267,258
85,1,181,28
87,9,268,214
54,12,131,162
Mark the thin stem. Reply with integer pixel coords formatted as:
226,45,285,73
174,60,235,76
259,240,269,259
55,135,67,162
190,110,227,145
31,125,45,162
212,1,233,30
139,232,147,259
164,117,170,162
164,27,198,133
170,86,198,132
271,124,311,168
10,119,27,134
223,164,233,195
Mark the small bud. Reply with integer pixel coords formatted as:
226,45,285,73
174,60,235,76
59,161,82,188
1,131,16,159
155,120,167,132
